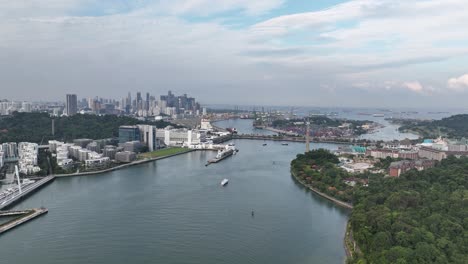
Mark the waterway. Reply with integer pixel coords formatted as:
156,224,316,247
0,139,348,264
215,117,418,141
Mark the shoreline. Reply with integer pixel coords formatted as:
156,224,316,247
54,149,195,178
290,169,356,263
290,169,353,209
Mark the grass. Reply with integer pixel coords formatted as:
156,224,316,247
138,147,192,159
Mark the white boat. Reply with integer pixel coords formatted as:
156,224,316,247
221,179,229,186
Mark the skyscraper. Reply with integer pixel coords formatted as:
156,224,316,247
66,94,78,116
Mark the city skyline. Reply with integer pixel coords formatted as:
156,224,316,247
1,1,468,107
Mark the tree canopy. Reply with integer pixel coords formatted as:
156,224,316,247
0,112,175,143
349,156,468,263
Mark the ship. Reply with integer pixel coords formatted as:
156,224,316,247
221,179,229,186
372,113,385,117
207,145,237,165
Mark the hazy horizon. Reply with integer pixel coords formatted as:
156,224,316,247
1,1,468,107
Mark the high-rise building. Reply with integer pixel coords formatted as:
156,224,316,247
66,94,78,116
119,126,141,143
138,125,159,151
146,93,150,111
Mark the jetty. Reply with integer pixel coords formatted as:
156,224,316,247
0,208,48,235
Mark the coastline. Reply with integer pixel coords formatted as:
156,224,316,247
54,149,195,178
290,169,353,209
290,168,357,263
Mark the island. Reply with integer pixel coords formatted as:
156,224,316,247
291,149,468,264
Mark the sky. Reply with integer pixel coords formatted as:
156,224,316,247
1,0,468,108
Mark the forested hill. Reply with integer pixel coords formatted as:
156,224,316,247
0,112,174,143
398,114,468,138
350,156,468,264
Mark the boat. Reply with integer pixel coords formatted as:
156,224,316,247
207,147,236,164
221,179,229,186
372,113,385,117
226,128,238,134
262,143,267,146
281,143,289,146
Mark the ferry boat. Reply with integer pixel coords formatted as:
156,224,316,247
281,143,289,146
221,179,229,186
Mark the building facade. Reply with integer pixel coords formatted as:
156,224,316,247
119,126,141,143
66,94,78,116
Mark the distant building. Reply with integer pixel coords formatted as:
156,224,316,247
74,138,93,148
115,151,136,163
66,94,78,116
122,141,143,153
137,125,159,151
0,151,4,169
418,146,446,161
389,160,435,177
119,126,141,144
102,146,117,160
1,142,18,160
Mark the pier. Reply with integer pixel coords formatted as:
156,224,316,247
0,176,55,210
0,208,48,235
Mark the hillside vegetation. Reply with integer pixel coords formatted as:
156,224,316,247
0,112,174,143
398,114,468,138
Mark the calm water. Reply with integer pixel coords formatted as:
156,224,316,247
0,139,348,264
215,118,419,141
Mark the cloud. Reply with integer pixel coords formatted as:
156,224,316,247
0,0,468,108
448,74,468,91
403,81,424,93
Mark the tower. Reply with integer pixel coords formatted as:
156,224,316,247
66,94,78,116
305,118,310,153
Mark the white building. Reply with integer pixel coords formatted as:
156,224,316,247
0,151,4,168
156,128,206,147
17,142,41,175
137,124,159,151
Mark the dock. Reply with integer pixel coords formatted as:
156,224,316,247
0,208,48,235
0,176,55,210
206,149,235,166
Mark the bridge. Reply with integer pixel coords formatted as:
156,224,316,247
230,134,376,146
0,176,55,210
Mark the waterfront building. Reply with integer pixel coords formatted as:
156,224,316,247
122,141,143,153
156,128,206,147
115,151,136,163
103,146,117,160
18,142,40,175
0,151,4,169
119,126,141,144
137,125,159,152
66,94,78,116
85,157,110,168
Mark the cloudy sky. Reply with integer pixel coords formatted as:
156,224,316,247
1,0,468,107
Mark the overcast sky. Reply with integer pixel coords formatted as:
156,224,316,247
1,0,468,108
